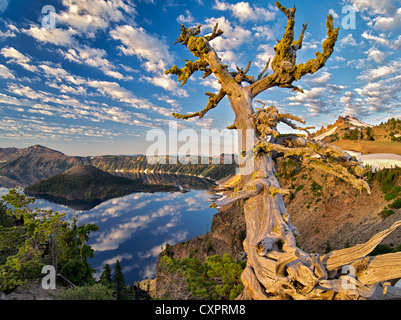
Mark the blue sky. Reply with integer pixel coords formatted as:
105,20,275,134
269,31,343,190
0,0,400,156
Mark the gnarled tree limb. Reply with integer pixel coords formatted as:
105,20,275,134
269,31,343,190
172,88,226,120
249,3,339,98
321,221,401,271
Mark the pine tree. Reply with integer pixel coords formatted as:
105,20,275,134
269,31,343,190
112,260,128,300
99,264,112,287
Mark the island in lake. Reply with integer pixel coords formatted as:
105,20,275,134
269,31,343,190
24,165,178,210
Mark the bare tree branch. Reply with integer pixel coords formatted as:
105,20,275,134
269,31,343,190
257,58,271,81
172,88,226,120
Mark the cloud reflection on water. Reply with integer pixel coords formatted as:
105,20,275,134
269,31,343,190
1,187,216,283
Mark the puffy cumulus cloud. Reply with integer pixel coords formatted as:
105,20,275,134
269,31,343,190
213,0,276,23
349,0,398,15
205,16,251,51
176,10,195,24
110,25,173,73
91,204,182,252
366,47,386,63
355,75,401,113
339,33,358,48
0,47,38,72
339,71,401,119
348,0,401,31
339,91,369,117
5,82,156,127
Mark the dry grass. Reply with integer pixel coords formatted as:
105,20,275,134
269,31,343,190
332,140,401,156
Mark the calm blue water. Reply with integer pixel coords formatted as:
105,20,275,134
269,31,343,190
0,187,217,285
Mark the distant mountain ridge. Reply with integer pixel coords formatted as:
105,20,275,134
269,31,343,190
0,145,236,188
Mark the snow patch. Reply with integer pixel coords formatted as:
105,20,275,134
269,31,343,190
314,126,338,141
345,151,401,171
345,116,373,128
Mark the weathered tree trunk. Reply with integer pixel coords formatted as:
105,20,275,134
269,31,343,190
166,2,401,300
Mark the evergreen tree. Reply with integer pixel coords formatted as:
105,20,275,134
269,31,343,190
99,264,113,287
0,188,99,292
112,260,128,300
350,128,359,140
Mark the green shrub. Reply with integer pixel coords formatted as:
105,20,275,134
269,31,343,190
392,186,401,193
371,244,401,256
160,254,245,300
295,185,304,192
385,192,398,202
379,209,395,219
389,198,401,209
59,284,115,300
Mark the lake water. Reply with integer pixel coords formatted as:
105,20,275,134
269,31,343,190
0,179,218,285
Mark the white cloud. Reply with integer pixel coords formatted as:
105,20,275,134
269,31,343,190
87,80,174,117
305,71,331,86
374,8,401,31
0,47,38,72
349,0,401,31
287,87,332,115
357,59,401,81
254,44,274,70
56,0,136,35
60,46,130,80
349,0,398,16
0,27,16,39
111,25,173,73
203,16,252,68
205,16,251,51
361,31,401,49
39,64,70,81
213,0,275,23
339,33,358,48
366,47,386,63
329,9,339,19
110,25,184,94
354,74,401,113
176,10,195,24
23,26,77,46
0,64,15,80
0,92,23,106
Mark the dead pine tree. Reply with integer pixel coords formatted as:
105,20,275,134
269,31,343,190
166,2,401,300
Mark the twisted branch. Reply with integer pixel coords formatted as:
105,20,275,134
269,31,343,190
172,88,226,120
